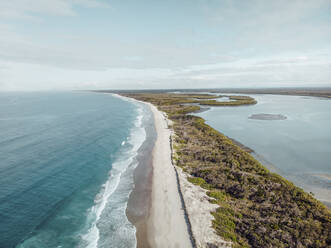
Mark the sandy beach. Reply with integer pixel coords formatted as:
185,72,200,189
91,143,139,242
146,103,193,248
124,97,231,248
144,102,230,248
121,94,232,248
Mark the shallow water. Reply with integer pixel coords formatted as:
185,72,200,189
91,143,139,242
196,94,331,205
0,92,146,248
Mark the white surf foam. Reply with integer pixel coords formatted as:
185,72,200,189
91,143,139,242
81,102,146,248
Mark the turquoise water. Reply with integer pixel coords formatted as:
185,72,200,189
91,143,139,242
0,92,147,248
196,94,331,205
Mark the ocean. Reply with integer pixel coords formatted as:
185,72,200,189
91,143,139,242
0,91,150,248
196,94,331,206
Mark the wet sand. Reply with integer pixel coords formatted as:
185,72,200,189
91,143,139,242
126,104,156,248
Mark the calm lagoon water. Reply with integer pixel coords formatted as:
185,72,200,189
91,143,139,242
0,92,149,248
196,94,331,205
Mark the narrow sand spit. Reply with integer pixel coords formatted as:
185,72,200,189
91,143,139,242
148,102,231,248
147,103,193,248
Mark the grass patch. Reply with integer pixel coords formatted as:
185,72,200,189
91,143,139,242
187,177,206,186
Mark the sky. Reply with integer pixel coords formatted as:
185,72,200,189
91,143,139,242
0,0,331,91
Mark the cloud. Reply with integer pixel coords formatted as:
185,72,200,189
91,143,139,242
202,0,331,53
169,54,331,87
0,59,175,91
0,0,330,90
181,54,330,74
0,0,109,19
2,51,330,91
256,56,309,66
72,0,109,8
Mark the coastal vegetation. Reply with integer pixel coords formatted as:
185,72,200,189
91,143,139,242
199,95,257,106
121,93,331,248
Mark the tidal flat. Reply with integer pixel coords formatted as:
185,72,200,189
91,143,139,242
248,113,287,120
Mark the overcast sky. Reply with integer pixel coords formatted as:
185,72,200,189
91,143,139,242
0,0,331,91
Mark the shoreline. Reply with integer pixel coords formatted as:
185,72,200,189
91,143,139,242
111,93,156,248
125,101,156,248
126,96,230,247
145,102,193,247
124,95,193,247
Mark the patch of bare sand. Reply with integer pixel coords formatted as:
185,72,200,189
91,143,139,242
147,103,192,248
175,165,232,248
160,107,231,248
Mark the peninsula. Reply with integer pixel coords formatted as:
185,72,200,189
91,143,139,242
120,92,331,248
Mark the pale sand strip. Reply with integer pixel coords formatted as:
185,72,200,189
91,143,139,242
147,101,231,248
123,94,231,248
147,103,193,248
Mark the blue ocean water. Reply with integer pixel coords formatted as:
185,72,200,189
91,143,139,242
196,94,331,206
0,92,147,248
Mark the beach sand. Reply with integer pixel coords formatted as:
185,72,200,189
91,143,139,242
146,103,193,248
146,102,231,248
175,165,232,248
126,116,155,248
125,96,230,247
126,98,232,247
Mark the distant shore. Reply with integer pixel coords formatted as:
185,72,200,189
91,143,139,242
94,87,331,99
208,87,331,99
